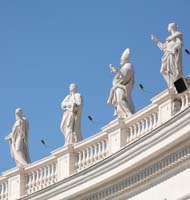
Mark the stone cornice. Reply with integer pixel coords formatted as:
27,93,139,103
19,107,190,200
84,144,190,200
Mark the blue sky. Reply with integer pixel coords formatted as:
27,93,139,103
0,0,189,173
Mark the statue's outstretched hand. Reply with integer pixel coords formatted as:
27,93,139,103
151,34,159,43
109,64,117,73
5,134,12,141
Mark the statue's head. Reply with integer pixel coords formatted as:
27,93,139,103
15,108,23,120
69,83,78,93
120,48,130,66
168,23,178,32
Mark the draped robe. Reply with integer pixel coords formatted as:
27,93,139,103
60,93,83,145
107,63,135,119
8,117,30,166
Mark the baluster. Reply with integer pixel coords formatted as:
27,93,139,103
78,151,82,170
185,93,189,108
86,147,90,166
0,183,2,198
181,95,185,110
41,168,45,188
37,169,41,190
132,124,137,140
51,163,55,183
3,183,6,198
97,142,101,160
27,173,32,194
41,167,45,188
50,163,55,184
183,94,187,109
145,117,149,132
82,149,86,169
44,167,47,187
126,127,131,143
34,170,38,191
2,182,5,198
47,164,51,185
147,116,151,131
53,162,57,182
100,139,105,159
180,95,184,110
101,140,105,158
48,165,52,185
149,115,153,130
88,146,93,165
129,126,133,142
130,126,134,141
151,114,154,129
142,118,146,133
151,114,155,128
93,144,97,163
137,122,141,138
45,165,50,186
0,182,4,198
93,144,98,162
41,168,45,187
148,115,151,131
49,164,52,184
141,119,145,135
43,166,47,185
38,168,43,190
153,113,157,128
104,139,109,156
136,123,140,137
30,171,35,193
131,126,135,141
5,182,8,199
138,120,142,136
29,171,33,193
30,171,34,192
187,93,190,106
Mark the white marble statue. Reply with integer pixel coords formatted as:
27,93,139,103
107,48,135,119
5,108,31,166
151,23,183,88
60,83,83,145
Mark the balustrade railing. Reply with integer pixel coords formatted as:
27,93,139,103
126,106,159,144
179,91,190,111
0,178,8,200
1,89,189,199
26,160,57,194
74,134,109,171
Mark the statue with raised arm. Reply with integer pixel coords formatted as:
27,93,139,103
107,48,135,119
151,23,183,88
60,83,83,145
5,108,31,166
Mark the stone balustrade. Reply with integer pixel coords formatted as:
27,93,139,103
1,88,190,199
74,132,109,171
125,106,158,144
173,91,190,115
0,177,8,200
25,159,57,194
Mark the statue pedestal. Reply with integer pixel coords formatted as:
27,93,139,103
3,167,26,200
152,89,176,124
102,119,127,154
52,144,75,181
